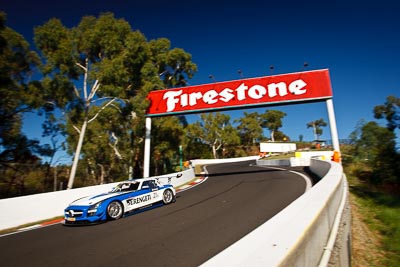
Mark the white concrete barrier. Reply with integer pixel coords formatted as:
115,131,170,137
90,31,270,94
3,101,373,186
0,168,195,231
190,156,259,166
201,159,349,267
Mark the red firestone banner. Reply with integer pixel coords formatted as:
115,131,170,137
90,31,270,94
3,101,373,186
146,69,333,116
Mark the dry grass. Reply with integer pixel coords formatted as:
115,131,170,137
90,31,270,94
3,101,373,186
350,193,387,267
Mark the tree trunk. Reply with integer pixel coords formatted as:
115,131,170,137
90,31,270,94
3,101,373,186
212,144,217,159
313,123,317,140
98,163,105,184
67,117,88,189
53,166,57,191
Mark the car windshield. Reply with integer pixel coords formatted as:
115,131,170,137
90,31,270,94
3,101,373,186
110,182,139,193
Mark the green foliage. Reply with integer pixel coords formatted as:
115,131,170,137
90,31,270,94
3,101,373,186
306,118,327,140
185,112,240,159
374,95,400,132
150,116,185,175
33,12,197,186
349,175,400,266
261,109,286,142
348,121,400,186
0,13,60,197
273,130,290,142
0,12,41,147
235,111,263,146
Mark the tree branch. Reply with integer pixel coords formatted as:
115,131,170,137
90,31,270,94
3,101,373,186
88,98,116,123
72,125,81,134
91,96,121,104
109,132,123,160
75,62,87,71
88,80,100,101
73,85,80,98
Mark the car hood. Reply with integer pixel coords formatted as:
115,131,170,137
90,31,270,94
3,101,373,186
69,192,123,206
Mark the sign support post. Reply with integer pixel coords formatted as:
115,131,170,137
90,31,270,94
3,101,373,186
143,117,151,177
326,98,340,152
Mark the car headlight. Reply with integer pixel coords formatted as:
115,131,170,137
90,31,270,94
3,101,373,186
87,202,102,216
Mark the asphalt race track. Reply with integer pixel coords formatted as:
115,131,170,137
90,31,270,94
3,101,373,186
0,160,310,267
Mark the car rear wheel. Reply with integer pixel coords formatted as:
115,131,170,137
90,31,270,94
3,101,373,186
107,201,123,220
162,189,175,204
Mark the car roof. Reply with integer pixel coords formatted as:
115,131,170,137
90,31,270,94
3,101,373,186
125,178,155,183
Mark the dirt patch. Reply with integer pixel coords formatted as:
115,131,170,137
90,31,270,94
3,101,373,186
350,194,386,267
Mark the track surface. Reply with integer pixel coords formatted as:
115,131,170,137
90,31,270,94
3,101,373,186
0,160,308,266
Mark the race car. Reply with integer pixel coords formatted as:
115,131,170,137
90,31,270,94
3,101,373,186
64,176,178,225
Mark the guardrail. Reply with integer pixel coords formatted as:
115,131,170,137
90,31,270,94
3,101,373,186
201,159,350,267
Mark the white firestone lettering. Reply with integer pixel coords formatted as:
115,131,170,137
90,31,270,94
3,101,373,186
235,83,249,100
161,79,307,112
288,79,307,95
248,85,266,99
164,90,183,112
203,90,219,104
219,88,235,102
267,82,287,97
189,92,203,106
180,93,188,106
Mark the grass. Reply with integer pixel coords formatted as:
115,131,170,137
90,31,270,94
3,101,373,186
347,173,400,267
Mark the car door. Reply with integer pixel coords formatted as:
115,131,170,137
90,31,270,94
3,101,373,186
123,180,157,212
142,180,164,204
146,180,164,203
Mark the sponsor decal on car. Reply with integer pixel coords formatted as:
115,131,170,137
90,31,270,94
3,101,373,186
127,194,151,206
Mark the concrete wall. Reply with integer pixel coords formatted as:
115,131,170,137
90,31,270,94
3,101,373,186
0,168,195,230
257,151,334,167
201,159,350,267
190,156,259,166
260,142,296,153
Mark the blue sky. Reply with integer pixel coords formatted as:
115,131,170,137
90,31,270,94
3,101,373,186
2,0,400,159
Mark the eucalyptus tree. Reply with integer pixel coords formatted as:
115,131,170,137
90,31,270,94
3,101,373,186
0,12,41,155
235,111,264,146
261,110,286,142
374,95,400,132
0,12,47,197
306,118,327,141
34,13,197,188
151,116,185,175
186,112,240,159
350,121,399,185
273,130,290,142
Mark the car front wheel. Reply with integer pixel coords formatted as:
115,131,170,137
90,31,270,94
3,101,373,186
107,201,123,220
162,189,175,204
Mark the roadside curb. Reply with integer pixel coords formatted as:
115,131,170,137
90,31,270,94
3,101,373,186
176,174,207,192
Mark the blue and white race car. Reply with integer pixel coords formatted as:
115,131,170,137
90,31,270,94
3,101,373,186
64,176,178,225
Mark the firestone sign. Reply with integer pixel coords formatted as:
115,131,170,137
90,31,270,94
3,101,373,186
146,69,332,116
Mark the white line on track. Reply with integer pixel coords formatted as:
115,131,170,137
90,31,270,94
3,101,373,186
253,165,313,192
